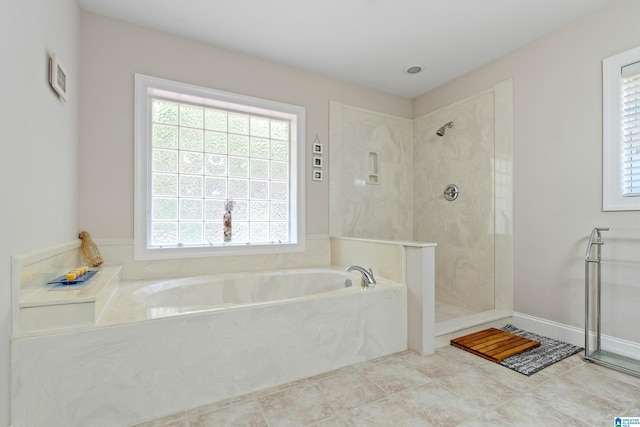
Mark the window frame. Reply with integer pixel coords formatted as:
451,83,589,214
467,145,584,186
134,74,305,260
603,46,640,211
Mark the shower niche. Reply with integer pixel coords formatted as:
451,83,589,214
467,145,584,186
366,151,379,184
329,80,514,336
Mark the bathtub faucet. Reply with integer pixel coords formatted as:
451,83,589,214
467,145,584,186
346,265,376,288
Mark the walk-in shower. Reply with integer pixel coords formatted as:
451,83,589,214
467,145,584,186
436,121,454,136
414,82,514,337
329,79,513,344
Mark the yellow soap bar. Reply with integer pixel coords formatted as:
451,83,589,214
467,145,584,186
66,272,76,281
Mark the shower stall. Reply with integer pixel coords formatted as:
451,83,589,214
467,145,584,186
330,80,513,337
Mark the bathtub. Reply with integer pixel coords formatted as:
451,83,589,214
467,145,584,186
12,267,407,427
129,269,368,316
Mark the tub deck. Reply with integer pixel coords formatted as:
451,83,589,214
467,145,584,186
17,265,122,335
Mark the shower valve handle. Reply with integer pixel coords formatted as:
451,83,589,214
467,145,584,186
443,184,459,201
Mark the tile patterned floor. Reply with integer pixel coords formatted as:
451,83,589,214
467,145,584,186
131,346,640,426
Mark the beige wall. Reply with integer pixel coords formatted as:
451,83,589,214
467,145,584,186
414,0,640,342
1,1,80,423
79,12,412,242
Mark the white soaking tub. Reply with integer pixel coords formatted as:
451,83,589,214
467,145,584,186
132,269,360,310
12,267,407,427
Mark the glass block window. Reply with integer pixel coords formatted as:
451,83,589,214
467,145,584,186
150,99,292,246
135,74,305,259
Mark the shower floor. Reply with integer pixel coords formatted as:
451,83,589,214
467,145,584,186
435,301,477,323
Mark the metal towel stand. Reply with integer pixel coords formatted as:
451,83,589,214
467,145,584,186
584,227,640,377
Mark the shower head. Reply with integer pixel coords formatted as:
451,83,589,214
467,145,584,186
436,121,454,137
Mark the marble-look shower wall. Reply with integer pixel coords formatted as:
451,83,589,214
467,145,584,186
413,92,496,313
329,82,513,317
329,102,414,240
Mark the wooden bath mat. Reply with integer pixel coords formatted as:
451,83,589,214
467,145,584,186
451,328,541,363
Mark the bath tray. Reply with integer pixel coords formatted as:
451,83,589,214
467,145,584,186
47,270,98,288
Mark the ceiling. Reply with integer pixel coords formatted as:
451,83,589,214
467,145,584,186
78,0,617,99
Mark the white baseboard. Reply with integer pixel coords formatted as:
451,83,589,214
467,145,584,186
512,312,640,360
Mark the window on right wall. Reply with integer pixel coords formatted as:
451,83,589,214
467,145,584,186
603,46,640,211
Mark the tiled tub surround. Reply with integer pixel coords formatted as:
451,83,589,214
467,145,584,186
12,267,407,427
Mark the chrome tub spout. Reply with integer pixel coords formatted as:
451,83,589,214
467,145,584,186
346,265,376,287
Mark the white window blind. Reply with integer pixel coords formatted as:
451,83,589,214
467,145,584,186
622,61,640,197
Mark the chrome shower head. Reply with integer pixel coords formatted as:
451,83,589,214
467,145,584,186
436,121,454,137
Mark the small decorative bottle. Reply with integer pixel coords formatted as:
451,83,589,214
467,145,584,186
78,231,104,267
223,201,235,243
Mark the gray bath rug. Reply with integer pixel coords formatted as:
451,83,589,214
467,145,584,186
498,325,583,376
